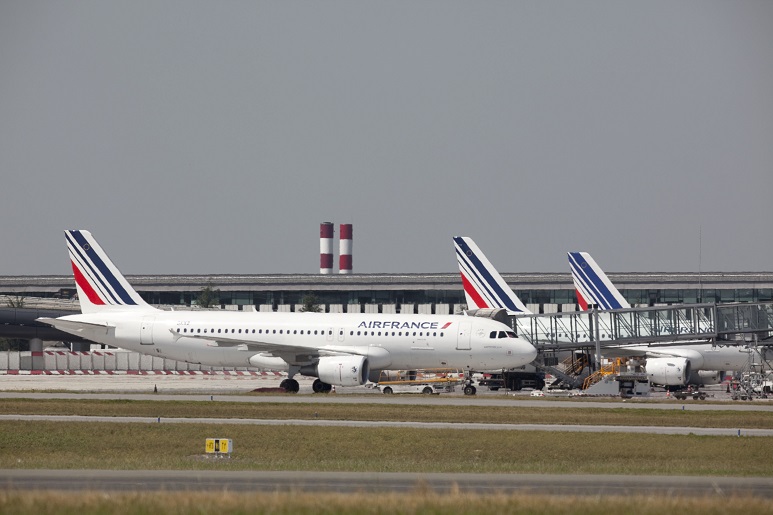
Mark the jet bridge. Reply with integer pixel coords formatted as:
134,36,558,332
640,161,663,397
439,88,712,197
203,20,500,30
510,301,773,349
506,302,773,388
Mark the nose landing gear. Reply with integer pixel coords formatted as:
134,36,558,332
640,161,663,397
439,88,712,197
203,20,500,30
463,369,477,396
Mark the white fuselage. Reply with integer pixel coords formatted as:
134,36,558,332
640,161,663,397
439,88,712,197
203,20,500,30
54,310,537,373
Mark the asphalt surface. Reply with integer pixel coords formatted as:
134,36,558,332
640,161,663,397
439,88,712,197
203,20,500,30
2,390,773,412
2,469,772,497
1,413,770,436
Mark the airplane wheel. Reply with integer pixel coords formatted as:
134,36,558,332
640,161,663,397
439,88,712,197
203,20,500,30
464,385,476,396
283,379,299,393
422,387,433,395
312,379,330,394
382,387,393,395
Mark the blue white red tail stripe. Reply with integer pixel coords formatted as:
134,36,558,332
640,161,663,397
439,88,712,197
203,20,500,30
67,231,126,305
65,230,151,312
568,252,630,310
453,237,530,314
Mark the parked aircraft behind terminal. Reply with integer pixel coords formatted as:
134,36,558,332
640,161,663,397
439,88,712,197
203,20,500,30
39,231,537,394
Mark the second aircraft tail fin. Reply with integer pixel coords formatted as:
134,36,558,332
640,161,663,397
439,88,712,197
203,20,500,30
453,236,531,314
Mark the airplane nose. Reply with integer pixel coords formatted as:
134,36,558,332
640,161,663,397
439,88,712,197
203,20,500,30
514,338,537,364
525,342,538,363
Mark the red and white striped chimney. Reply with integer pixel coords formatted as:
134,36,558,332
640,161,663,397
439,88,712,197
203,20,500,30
320,222,334,274
339,223,353,274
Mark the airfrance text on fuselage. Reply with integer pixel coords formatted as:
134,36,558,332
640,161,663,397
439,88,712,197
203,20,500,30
358,321,451,330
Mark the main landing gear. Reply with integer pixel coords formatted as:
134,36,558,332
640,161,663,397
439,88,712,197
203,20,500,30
312,379,333,393
279,378,299,393
280,377,333,393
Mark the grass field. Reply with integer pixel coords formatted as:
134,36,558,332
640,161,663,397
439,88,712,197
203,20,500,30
1,420,771,475
1,398,772,428
1,398,771,512
1,491,772,515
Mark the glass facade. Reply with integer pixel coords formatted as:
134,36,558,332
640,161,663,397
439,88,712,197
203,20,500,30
137,287,773,309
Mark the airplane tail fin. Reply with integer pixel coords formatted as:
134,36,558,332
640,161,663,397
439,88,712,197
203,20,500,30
65,230,156,314
567,251,630,310
453,236,531,314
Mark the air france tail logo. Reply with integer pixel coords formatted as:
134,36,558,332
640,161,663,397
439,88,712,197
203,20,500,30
453,237,528,313
568,252,628,310
66,230,139,307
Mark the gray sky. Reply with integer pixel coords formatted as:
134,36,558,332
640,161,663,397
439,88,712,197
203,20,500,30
1,1,771,276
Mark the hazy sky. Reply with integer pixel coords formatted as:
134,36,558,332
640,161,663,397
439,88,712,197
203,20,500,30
1,1,771,276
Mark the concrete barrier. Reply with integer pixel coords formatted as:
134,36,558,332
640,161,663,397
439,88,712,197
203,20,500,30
0,351,266,373
91,352,105,370
19,352,31,370
104,352,117,371
116,352,129,371
417,304,433,314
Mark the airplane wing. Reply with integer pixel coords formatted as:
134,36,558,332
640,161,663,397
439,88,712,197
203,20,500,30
171,329,367,365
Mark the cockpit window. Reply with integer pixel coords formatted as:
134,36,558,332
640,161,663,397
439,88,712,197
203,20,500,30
506,331,517,338
498,331,507,339
489,331,497,338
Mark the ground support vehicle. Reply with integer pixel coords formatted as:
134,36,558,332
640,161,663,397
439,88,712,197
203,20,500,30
478,370,546,391
377,370,461,395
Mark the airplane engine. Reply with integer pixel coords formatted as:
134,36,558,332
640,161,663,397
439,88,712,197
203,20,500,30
687,370,722,386
646,357,691,386
300,355,369,387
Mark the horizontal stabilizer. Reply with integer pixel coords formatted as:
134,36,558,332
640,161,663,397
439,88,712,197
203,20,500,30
37,317,113,333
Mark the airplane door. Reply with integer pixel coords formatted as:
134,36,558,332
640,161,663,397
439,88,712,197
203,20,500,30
327,327,334,342
457,322,471,350
140,316,155,345
338,328,345,342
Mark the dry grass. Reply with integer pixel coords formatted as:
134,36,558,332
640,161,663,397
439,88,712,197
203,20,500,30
0,491,772,515
0,420,771,476
1,398,772,428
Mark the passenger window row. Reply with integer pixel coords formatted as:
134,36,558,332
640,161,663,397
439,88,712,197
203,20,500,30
178,327,334,336
176,327,445,338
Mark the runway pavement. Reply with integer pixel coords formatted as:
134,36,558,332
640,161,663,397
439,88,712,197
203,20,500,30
2,390,773,412
2,469,772,497
1,413,770,436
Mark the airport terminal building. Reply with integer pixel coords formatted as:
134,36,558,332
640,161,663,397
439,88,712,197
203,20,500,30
1,271,772,313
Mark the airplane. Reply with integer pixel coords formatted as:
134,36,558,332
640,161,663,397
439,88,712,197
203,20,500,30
567,251,750,387
38,230,537,394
